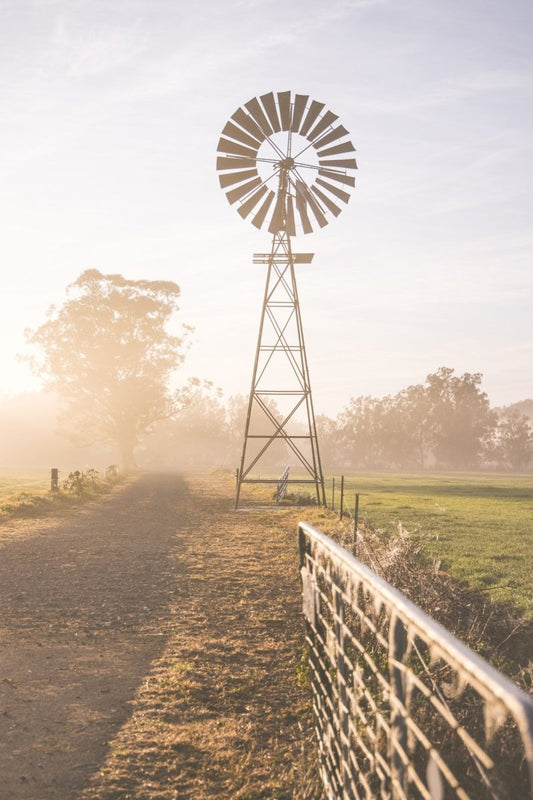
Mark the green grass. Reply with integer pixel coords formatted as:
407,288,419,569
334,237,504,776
325,471,533,616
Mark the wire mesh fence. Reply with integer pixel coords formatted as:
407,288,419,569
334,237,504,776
299,521,533,800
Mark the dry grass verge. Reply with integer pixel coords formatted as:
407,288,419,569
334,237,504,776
319,513,533,692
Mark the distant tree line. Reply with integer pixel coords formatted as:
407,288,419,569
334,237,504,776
21,270,532,473
139,391,288,471
317,367,532,472
137,368,532,473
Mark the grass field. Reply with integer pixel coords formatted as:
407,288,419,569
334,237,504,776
2,468,532,617
0,470,50,500
324,471,533,616
0,468,120,521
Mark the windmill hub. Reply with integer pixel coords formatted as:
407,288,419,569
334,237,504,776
279,156,295,170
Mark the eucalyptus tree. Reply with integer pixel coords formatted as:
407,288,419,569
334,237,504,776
425,367,496,469
26,270,192,469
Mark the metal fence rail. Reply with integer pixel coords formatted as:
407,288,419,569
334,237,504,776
299,522,533,800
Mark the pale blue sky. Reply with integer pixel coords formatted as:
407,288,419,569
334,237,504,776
1,0,532,414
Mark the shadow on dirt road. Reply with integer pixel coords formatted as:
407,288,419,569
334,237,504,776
0,473,188,800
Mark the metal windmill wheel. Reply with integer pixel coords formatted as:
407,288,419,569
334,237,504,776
216,91,357,235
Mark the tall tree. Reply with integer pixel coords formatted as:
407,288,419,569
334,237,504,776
394,384,435,469
315,414,342,471
337,396,388,468
494,412,532,471
25,270,192,468
425,367,495,469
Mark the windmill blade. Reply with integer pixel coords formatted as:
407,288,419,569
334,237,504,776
310,184,343,217
231,108,266,144
303,186,328,228
296,204,313,234
222,120,263,150
219,168,258,189
318,168,356,187
277,91,292,130
226,176,262,204
307,110,339,142
285,193,296,237
260,92,281,132
268,192,286,233
237,185,268,219
316,140,356,158
313,124,349,150
245,96,274,136
217,137,258,159
319,158,358,170
252,190,275,229
299,100,325,137
295,180,314,234
291,94,309,133
316,176,351,203
216,155,257,171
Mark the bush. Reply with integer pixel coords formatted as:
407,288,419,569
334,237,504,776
62,467,116,495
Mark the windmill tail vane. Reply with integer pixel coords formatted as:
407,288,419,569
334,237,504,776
216,91,356,507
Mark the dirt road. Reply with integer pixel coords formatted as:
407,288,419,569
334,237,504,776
0,473,317,800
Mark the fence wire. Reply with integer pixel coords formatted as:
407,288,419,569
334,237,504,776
299,522,533,800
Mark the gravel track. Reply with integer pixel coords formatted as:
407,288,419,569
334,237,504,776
0,474,189,799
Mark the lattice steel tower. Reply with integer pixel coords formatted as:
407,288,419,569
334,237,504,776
216,91,357,507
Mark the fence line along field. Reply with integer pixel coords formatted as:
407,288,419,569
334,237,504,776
328,471,533,616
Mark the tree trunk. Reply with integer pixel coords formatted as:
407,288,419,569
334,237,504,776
119,437,137,472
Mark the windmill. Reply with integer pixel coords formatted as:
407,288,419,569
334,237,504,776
216,91,356,508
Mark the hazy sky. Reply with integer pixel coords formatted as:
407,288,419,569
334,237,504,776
1,0,532,415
